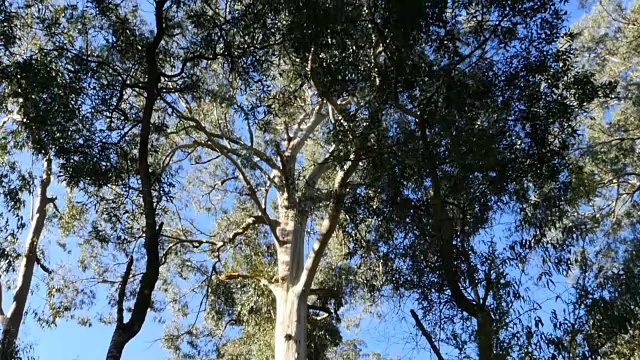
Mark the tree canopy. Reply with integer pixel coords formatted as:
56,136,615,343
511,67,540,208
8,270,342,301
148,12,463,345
0,1,639,360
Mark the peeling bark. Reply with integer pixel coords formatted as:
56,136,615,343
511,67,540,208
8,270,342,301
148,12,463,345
0,156,53,359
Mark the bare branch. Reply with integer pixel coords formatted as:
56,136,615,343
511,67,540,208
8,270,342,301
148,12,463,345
410,309,445,360
116,256,134,325
35,253,52,275
218,272,273,289
0,281,4,317
287,103,326,160
160,97,280,171
161,238,224,264
160,215,279,264
161,143,199,173
228,215,279,242
193,140,280,244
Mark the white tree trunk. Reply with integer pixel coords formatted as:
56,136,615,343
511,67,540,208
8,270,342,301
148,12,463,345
273,206,309,360
0,156,52,358
274,287,307,360
268,126,358,360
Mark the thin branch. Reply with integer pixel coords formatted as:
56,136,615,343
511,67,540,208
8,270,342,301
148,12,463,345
35,253,52,275
161,215,279,264
161,238,224,264
161,143,199,172
116,256,134,325
410,309,445,360
193,140,280,244
394,101,421,120
161,97,280,171
481,259,493,307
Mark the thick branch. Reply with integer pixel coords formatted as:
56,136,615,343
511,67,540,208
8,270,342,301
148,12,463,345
230,215,279,240
429,168,494,360
410,309,445,360
287,103,326,160
0,282,4,317
301,145,337,202
300,158,359,292
106,3,165,358
427,163,479,316
308,304,332,314
308,304,332,321
308,288,341,298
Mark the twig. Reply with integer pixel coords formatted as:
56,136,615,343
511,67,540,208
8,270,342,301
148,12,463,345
410,309,445,360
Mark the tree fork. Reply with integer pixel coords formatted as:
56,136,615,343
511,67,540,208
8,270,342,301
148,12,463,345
104,0,166,358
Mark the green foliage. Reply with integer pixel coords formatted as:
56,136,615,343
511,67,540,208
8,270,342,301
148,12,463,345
336,0,607,359
543,1,640,359
2,1,640,360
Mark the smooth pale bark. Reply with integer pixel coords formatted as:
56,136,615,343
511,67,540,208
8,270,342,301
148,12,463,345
192,96,358,358
0,156,52,359
274,286,307,360
269,157,357,360
273,207,308,360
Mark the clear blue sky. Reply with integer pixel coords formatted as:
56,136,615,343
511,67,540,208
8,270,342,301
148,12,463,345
1,1,587,359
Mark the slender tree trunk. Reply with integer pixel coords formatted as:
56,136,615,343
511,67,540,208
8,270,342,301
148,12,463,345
104,1,165,358
0,156,52,359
